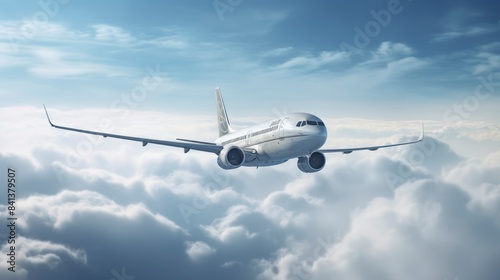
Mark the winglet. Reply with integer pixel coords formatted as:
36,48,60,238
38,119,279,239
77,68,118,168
418,123,425,141
43,104,55,127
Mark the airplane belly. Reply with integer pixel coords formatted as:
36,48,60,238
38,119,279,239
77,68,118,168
262,139,301,160
265,136,324,160
242,135,325,167
242,147,286,167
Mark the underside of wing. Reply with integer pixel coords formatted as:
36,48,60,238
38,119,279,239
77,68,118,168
319,124,424,154
43,105,223,154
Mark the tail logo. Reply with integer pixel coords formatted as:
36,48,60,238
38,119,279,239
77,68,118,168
218,98,229,134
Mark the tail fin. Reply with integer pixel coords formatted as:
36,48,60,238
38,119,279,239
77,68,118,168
215,87,235,137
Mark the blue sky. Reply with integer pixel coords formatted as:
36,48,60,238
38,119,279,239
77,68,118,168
1,0,499,120
1,1,500,280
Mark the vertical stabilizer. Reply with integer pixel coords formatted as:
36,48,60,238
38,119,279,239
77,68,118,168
215,87,235,137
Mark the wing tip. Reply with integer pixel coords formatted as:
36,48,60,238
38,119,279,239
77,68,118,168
418,123,425,141
43,104,55,127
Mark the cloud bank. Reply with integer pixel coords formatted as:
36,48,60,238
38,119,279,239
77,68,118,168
0,106,499,280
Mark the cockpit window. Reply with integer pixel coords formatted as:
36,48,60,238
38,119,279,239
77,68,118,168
298,120,324,127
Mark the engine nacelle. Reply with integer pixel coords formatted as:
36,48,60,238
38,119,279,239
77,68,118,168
297,152,326,173
217,146,246,170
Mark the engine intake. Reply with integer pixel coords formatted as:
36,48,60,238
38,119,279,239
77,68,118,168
217,146,245,169
297,152,326,173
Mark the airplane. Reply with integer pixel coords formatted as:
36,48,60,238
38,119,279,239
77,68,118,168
43,88,424,173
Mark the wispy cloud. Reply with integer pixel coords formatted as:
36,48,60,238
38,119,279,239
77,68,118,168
277,51,347,70
368,41,414,64
0,237,87,271
432,8,499,42
27,47,129,78
471,43,500,74
261,47,293,57
92,24,189,49
433,25,498,42
92,24,136,43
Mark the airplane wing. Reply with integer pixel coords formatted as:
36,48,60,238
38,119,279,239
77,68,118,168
319,124,424,154
43,105,223,154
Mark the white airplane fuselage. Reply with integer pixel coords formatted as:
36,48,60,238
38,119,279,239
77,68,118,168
215,112,327,167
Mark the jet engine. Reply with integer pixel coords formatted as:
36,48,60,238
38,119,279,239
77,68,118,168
217,146,246,169
297,152,326,173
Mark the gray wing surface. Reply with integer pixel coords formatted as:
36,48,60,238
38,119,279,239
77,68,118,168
319,124,424,154
43,105,223,154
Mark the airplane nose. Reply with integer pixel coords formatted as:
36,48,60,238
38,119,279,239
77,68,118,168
319,127,327,144
318,126,327,137
314,125,327,136
311,127,327,148
302,126,327,145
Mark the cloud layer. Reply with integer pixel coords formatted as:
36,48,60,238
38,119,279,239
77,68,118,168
0,106,499,280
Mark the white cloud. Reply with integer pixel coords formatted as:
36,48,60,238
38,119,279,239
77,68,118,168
27,47,129,77
278,51,346,70
354,42,425,79
92,24,136,43
370,41,414,63
256,177,500,280
433,25,498,42
0,21,88,44
472,52,500,75
261,47,293,57
311,179,499,280
444,152,500,222
432,8,498,42
384,56,427,74
152,36,189,49
478,42,500,52
202,205,258,243
18,189,184,232
1,106,500,280
185,241,216,261
0,237,87,277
